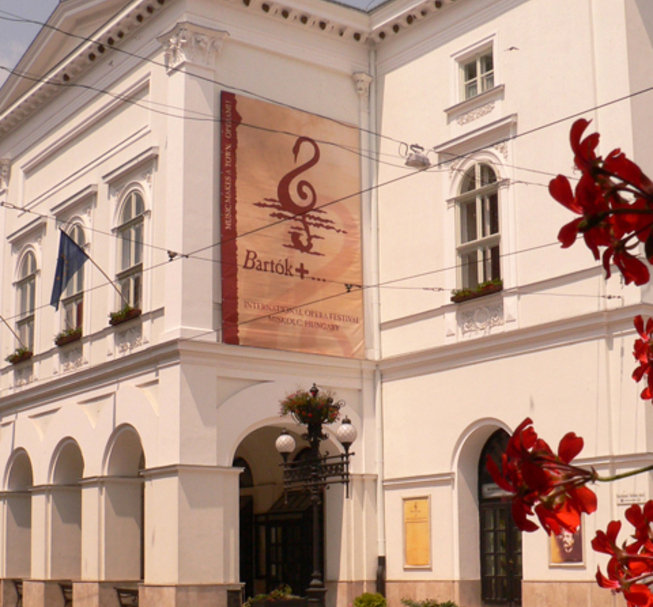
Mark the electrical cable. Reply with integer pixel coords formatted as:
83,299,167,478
0,9,408,147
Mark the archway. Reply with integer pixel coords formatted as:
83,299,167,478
50,440,84,580
104,426,145,581
478,429,522,606
234,427,325,598
5,450,33,578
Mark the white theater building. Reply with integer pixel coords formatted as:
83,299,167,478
0,0,651,606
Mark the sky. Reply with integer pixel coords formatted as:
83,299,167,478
0,0,59,86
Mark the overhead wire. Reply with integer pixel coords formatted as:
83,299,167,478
0,9,408,147
0,8,644,332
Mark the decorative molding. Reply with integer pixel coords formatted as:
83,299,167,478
494,141,508,159
51,184,98,218
14,366,35,389
384,471,455,489
457,102,495,125
460,302,504,335
158,22,228,73
102,146,159,185
61,346,85,373
0,159,10,191
7,216,47,246
115,325,144,354
444,84,505,123
434,114,518,161
352,72,373,103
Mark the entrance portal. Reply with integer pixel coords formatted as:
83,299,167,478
235,428,324,599
478,430,522,606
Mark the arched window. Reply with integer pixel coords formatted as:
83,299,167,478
62,225,85,331
457,163,500,289
17,252,37,350
117,191,145,309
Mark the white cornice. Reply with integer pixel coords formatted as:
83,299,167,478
0,0,488,136
0,335,374,415
0,0,169,137
380,303,653,382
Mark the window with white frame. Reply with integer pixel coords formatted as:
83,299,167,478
16,252,37,350
62,224,85,331
116,190,144,309
457,163,500,289
462,49,494,100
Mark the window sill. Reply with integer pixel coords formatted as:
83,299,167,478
444,84,505,124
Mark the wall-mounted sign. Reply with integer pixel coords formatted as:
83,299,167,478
616,492,647,506
404,497,430,568
220,92,364,358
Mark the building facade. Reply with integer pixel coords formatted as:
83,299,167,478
0,0,651,606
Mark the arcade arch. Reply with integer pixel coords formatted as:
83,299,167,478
103,425,145,581
50,439,84,580
4,450,33,578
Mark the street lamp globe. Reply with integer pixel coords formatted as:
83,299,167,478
275,429,296,462
336,416,357,453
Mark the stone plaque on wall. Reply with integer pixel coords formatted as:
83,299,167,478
404,497,430,568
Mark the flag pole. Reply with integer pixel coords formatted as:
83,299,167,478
85,254,130,308
53,229,130,309
0,315,27,349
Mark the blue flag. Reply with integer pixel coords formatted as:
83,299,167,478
50,229,89,310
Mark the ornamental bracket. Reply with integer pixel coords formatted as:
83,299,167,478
157,22,229,73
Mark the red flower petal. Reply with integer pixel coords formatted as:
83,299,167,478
558,432,584,463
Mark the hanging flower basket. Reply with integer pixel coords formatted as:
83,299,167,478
6,347,33,365
54,327,82,347
451,279,503,303
109,305,142,326
280,385,342,426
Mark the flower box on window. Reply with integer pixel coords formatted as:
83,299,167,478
6,347,33,365
109,305,142,326
451,279,503,303
54,327,82,347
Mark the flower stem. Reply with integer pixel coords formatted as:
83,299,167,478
596,464,653,482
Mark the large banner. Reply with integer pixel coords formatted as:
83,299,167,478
220,92,364,358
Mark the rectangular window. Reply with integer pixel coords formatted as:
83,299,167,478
462,50,494,100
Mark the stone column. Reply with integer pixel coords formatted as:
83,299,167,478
139,464,242,607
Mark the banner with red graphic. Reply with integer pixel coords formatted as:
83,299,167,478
220,92,364,358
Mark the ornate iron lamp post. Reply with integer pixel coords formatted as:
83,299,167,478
275,384,357,607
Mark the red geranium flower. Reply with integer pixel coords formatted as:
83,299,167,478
487,418,597,534
633,316,653,400
551,119,653,286
593,504,653,607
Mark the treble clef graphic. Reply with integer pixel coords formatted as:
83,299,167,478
277,137,321,215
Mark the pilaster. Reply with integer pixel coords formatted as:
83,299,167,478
156,22,228,340
141,464,241,586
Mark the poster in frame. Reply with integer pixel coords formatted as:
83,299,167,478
549,522,583,566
